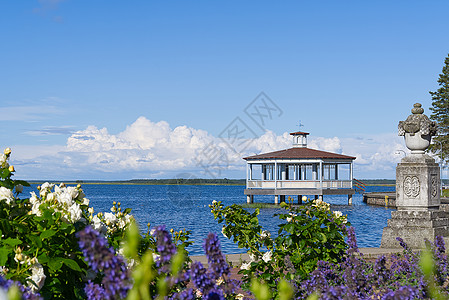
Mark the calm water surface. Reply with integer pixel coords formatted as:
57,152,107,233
28,184,395,256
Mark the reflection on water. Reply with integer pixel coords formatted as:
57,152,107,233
26,184,395,255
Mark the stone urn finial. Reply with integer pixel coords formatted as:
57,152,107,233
398,103,437,154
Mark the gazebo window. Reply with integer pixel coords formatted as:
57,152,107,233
323,164,337,180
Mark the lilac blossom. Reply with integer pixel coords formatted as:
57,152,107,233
152,225,177,274
0,276,42,300
77,226,130,300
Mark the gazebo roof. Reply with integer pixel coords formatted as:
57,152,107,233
243,147,356,160
289,131,309,136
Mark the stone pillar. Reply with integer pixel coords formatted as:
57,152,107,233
298,195,302,204
274,195,279,205
247,195,253,204
348,194,353,205
381,103,446,249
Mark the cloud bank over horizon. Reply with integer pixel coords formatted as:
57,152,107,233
9,116,407,180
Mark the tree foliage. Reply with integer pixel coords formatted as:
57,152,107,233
429,53,449,163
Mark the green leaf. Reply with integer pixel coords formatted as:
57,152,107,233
40,229,57,239
0,248,10,265
28,235,43,248
48,258,63,271
2,238,22,247
61,258,82,272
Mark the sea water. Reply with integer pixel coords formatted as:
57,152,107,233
27,184,395,255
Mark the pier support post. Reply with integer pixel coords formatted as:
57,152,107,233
298,195,302,204
247,195,253,204
274,195,279,205
280,195,286,203
348,194,353,205
319,195,323,201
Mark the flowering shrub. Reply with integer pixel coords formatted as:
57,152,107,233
210,197,349,297
299,228,449,299
0,149,136,298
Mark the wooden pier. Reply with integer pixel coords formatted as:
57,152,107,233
363,191,449,208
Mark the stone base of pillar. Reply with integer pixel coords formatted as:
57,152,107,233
247,195,253,204
274,195,279,205
280,195,286,203
348,194,353,205
298,195,302,204
380,210,449,249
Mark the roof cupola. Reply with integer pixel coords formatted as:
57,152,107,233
290,131,309,148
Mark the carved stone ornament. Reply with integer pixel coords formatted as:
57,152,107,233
431,174,438,198
404,176,420,198
398,103,437,154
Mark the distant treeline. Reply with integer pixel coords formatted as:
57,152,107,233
67,178,247,185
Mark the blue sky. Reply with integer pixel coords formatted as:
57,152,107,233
1,0,448,180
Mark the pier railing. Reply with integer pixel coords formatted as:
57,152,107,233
247,180,353,189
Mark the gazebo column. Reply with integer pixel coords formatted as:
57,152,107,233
281,164,287,181
312,164,318,180
319,161,323,188
335,164,338,180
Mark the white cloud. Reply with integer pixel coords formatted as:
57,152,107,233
7,117,415,180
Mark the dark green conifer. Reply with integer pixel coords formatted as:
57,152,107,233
429,53,449,163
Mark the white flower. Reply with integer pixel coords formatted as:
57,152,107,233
88,207,94,215
221,227,228,238
333,210,343,218
29,192,40,205
236,294,245,300
82,198,90,206
58,191,73,207
152,253,160,262
27,263,46,292
249,252,257,262
262,251,272,263
212,200,217,205
240,262,251,270
46,192,55,202
260,230,271,239
91,215,107,234
40,182,53,193
0,187,14,205
0,154,9,168
66,186,79,199
286,212,297,223
31,203,42,216
104,212,117,225
68,203,82,223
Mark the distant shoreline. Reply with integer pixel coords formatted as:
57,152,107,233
24,178,401,187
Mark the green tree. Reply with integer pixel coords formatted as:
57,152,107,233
429,53,449,163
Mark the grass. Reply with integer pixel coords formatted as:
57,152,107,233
443,189,449,197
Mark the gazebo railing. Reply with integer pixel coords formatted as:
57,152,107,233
247,180,352,189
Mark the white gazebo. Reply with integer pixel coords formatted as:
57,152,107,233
243,131,356,204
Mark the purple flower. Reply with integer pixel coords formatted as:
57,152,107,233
190,261,215,293
0,275,42,300
346,226,359,255
152,225,177,274
204,233,230,280
77,226,131,300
